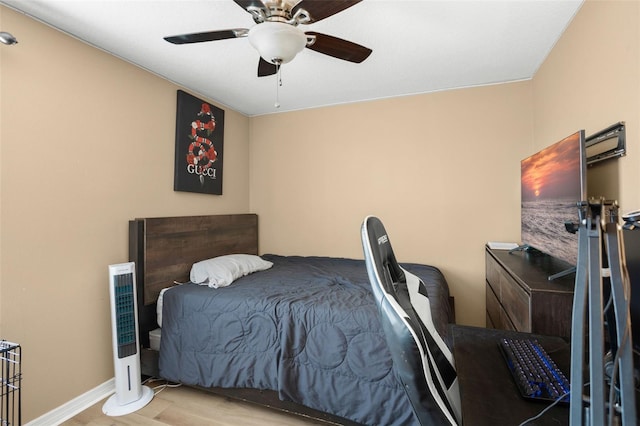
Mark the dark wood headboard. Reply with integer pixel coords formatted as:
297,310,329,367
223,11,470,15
129,214,259,346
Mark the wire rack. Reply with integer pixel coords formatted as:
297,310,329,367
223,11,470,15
0,341,21,426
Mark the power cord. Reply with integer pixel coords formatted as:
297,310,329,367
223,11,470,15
142,377,182,396
517,390,570,426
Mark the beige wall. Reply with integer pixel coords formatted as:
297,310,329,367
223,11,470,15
1,0,639,422
533,0,640,212
0,7,250,421
250,83,533,327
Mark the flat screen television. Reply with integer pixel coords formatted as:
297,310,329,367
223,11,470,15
520,130,587,270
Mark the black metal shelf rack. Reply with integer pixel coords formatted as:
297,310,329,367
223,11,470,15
1,341,21,426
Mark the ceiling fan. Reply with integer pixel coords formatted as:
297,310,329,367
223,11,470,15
164,0,373,77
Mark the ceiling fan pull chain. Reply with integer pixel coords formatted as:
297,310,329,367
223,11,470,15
275,61,282,108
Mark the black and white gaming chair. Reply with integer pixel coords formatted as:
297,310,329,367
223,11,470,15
361,216,462,426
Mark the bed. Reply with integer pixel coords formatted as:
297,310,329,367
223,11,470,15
130,214,456,425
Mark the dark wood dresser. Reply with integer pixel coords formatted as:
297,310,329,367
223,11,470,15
485,246,575,339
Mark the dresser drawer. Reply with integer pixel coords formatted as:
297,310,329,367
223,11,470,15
486,280,517,331
485,281,501,328
499,266,531,332
485,254,501,293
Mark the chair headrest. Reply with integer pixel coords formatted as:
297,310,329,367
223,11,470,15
362,216,405,293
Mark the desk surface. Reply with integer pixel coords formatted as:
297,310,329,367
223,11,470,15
452,325,570,426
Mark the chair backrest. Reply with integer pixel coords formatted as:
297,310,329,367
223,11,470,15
361,216,462,425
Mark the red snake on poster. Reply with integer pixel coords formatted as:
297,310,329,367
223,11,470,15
186,103,217,181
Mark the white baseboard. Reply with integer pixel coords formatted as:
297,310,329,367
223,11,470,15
26,378,115,426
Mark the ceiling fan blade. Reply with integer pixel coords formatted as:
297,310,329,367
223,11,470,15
258,57,277,77
305,32,372,63
164,29,248,44
233,0,265,11
293,0,362,23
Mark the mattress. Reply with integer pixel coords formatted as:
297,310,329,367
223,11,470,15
156,286,173,328
158,255,453,425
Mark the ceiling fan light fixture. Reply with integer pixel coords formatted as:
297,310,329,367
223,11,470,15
248,22,306,65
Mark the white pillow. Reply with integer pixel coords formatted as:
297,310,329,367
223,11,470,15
190,254,273,288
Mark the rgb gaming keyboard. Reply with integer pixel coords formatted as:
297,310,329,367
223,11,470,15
499,337,570,403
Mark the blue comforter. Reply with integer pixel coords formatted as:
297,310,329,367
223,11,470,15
159,255,453,425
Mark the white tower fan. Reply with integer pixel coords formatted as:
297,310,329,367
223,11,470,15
102,262,153,416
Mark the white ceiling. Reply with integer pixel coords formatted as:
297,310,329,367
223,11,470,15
1,0,583,116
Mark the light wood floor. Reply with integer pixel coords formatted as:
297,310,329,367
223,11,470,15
62,381,327,426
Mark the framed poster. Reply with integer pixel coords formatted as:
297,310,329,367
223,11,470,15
173,90,224,195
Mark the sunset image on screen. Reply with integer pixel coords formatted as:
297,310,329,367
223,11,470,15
521,132,582,202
